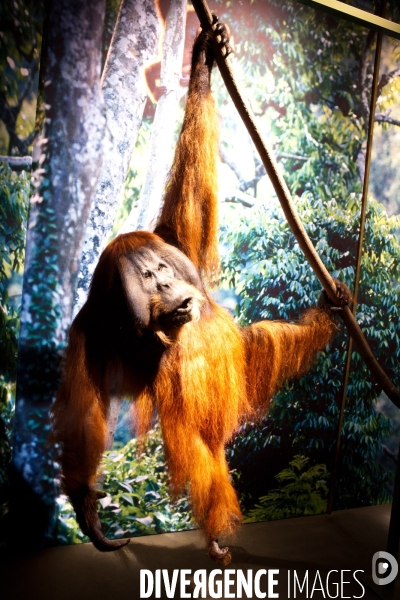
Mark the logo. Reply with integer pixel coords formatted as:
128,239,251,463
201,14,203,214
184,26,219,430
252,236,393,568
372,551,398,586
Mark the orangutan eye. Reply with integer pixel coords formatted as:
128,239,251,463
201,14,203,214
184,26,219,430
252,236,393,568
143,271,152,279
158,263,167,271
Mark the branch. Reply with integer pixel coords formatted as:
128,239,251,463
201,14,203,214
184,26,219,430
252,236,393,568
223,192,255,208
377,67,400,99
220,145,266,195
0,90,16,129
0,155,32,168
251,98,287,118
276,152,308,162
358,36,400,121
375,113,400,127
0,92,28,154
382,444,398,465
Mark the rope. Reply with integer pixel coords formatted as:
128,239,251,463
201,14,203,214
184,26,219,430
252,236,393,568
191,0,400,407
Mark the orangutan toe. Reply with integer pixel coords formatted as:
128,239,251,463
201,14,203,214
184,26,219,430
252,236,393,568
208,539,232,565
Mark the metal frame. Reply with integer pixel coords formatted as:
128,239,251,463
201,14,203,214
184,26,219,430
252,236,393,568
296,0,400,39
295,2,400,592
327,0,386,514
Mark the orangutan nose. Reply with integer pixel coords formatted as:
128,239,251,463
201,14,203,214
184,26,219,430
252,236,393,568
157,279,171,291
178,297,192,311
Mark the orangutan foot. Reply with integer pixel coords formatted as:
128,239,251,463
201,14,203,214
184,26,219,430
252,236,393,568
70,486,131,552
208,539,232,565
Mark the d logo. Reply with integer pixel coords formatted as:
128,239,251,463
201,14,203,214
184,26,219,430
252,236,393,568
372,551,398,586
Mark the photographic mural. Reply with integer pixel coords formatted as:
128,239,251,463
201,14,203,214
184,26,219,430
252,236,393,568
0,0,399,549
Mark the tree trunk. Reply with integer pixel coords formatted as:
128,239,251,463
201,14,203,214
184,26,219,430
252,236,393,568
121,0,190,232
103,0,189,453
74,0,161,313
11,0,106,549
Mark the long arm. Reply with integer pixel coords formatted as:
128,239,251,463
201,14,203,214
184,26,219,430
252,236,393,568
154,21,223,281
243,308,338,415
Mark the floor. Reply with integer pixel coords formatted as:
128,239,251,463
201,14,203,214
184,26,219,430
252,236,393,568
0,504,398,599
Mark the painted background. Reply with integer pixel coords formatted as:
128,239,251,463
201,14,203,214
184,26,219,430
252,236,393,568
0,0,399,548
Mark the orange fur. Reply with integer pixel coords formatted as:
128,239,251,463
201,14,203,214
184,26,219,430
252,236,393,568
155,303,249,538
243,309,336,415
51,25,344,560
155,33,220,282
52,323,109,495
53,261,337,550
155,302,336,541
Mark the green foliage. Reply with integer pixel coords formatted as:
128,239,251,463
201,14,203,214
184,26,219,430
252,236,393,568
223,189,398,510
0,164,29,371
57,424,193,545
0,163,29,541
0,0,43,155
22,172,62,406
217,0,400,512
245,455,329,522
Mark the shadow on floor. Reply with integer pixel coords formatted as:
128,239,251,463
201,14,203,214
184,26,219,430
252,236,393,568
0,504,398,599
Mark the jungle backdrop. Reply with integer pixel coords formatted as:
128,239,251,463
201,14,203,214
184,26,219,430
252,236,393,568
0,0,400,548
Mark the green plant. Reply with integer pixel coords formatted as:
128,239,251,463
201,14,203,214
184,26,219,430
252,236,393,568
216,0,399,512
224,194,397,510
0,163,30,543
245,455,329,522
56,423,193,545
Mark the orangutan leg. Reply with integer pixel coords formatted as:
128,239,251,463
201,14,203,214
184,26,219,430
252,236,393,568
183,440,241,565
53,345,130,552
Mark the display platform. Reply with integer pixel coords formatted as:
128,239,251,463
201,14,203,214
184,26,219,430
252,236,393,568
0,505,397,599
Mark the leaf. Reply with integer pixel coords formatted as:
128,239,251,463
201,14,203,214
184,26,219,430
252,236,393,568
98,495,113,509
134,516,153,527
118,481,133,493
121,493,134,505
